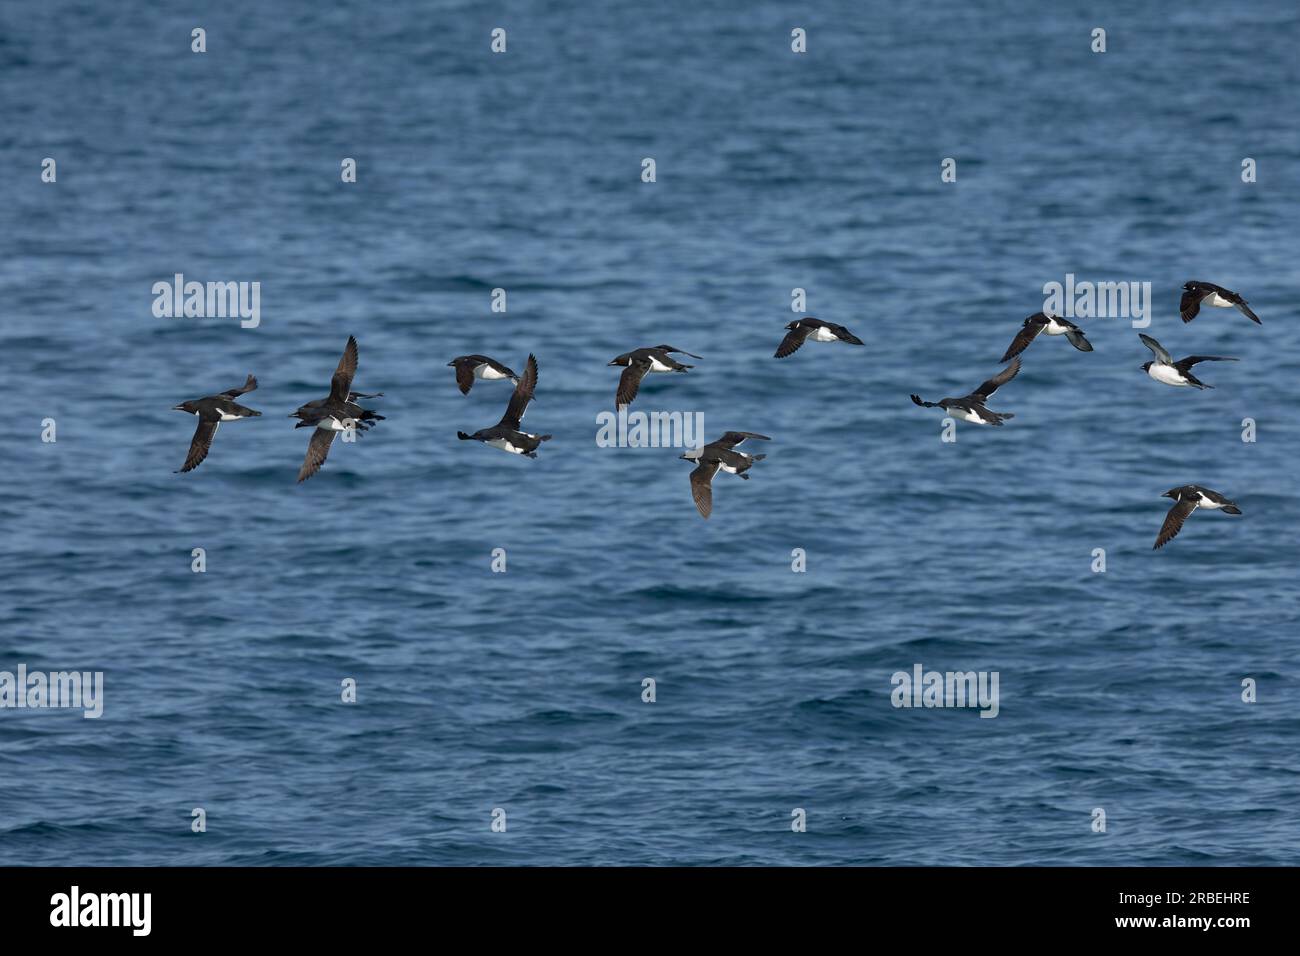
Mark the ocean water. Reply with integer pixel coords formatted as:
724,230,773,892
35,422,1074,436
1,0,1298,866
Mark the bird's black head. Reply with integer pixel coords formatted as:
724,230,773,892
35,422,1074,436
1162,488,1181,499
1140,361,1152,372
172,401,196,413
785,320,802,330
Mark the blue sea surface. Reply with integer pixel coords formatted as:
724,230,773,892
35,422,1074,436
1,0,1298,865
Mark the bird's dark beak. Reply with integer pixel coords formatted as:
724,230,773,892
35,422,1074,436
446,361,455,367
607,360,618,366
172,404,185,411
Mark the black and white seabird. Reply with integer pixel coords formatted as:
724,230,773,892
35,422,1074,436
678,431,770,519
1180,281,1261,324
292,336,384,483
1153,485,1242,549
774,318,864,358
457,354,551,457
1139,333,1238,389
910,358,1021,426
999,312,1092,363
608,344,702,407
447,355,520,395
291,389,384,422
172,374,262,473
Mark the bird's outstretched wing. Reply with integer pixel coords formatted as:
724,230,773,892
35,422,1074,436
689,460,720,518
1231,296,1261,324
222,374,258,398
1064,329,1092,352
499,354,538,429
774,326,810,358
616,360,649,407
178,420,219,473
715,431,771,448
1154,496,1197,550
297,428,336,483
655,344,704,359
1175,355,1239,373
999,314,1047,363
453,361,475,395
827,323,864,345
329,336,359,402
1180,287,1208,323
1139,333,1171,364
971,357,1020,402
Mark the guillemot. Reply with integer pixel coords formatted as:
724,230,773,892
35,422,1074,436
678,431,770,518
172,374,262,473
447,355,520,395
774,318,864,358
1139,333,1237,388
457,354,551,457
910,357,1021,426
293,336,384,482
1153,485,1242,550
1180,281,1261,324
999,312,1092,363
608,345,702,407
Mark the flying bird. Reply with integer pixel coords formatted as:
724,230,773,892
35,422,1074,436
457,354,551,457
172,374,261,473
999,312,1092,363
1180,281,1260,324
910,358,1021,426
1153,485,1242,550
447,355,520,395
1139,333,1237,389
679,431,770,518
774,318,864,358
608,345,702,407
292,336,384,483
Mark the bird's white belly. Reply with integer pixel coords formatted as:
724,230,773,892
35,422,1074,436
476,365,509,380
216,411,243,422
1208,293,1234,307
1149,364,1188,386
648,357,673,372
1043,321,1068,335
808,326,838,342
487,437,522,453
950,407,984,423
316,418,351,432
1197,495,1224,509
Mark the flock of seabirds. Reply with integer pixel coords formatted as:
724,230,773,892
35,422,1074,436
173,279,1258,546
